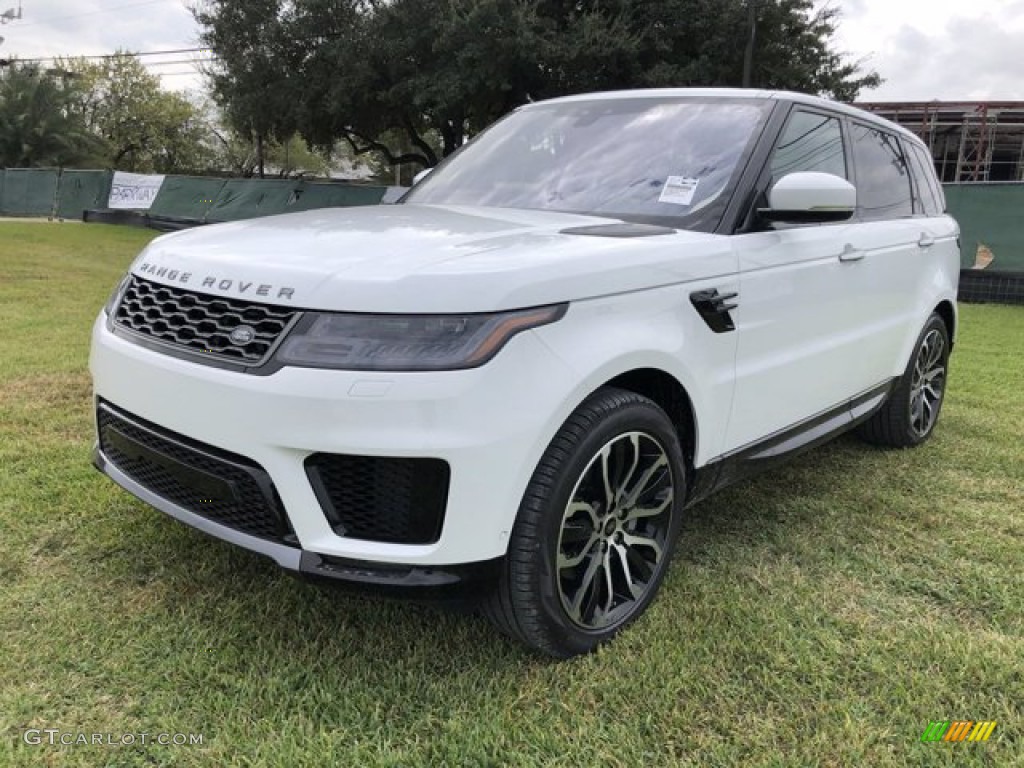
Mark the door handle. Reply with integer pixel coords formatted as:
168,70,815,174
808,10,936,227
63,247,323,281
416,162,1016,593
918,234,936,248
838,244,864,263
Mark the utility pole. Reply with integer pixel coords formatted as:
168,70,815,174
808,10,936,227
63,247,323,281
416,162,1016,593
742,0,757,88
1,0,22,66
0,1,23,24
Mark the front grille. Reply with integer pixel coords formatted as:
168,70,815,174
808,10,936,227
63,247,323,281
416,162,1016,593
305,454,450,545
98,402,296,544
113,275,297,365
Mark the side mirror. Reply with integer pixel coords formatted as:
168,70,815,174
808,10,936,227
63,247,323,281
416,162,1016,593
759,172,856,224
412,167,433,185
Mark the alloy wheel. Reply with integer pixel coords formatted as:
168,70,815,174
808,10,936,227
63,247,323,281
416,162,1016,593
556,431,675,630
909,328,946,438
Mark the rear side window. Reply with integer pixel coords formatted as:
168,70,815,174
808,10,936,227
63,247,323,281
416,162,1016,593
770,111,847,182
851,124,913,221
907,143,945,214
905,143,940,215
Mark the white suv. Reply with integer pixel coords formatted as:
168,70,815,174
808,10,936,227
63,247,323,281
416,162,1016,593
91,89,959,657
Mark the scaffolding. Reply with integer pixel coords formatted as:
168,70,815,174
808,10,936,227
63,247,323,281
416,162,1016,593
855,101,1024,183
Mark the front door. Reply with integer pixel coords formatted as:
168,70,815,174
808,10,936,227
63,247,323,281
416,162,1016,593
724,108,883,452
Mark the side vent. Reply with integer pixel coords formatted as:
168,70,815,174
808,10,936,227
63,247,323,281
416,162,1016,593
689,289,739,333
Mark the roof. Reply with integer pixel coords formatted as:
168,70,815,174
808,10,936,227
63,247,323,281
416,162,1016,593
525,88,922,145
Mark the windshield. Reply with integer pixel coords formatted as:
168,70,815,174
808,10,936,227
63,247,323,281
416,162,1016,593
404,97,772,231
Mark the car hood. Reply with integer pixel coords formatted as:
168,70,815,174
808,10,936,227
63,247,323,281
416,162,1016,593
131,204,733,312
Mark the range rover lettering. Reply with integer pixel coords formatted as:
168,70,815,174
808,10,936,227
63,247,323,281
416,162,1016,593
91,89,960,658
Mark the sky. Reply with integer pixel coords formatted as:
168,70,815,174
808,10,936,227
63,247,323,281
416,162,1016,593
0,0,206,90
831,0,1024,101
1,0,1024,102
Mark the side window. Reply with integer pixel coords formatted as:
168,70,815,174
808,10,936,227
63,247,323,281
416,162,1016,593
770,111,847,182
905,141,940,216
910,143,946,214
909,140,937,214
850,124,914,220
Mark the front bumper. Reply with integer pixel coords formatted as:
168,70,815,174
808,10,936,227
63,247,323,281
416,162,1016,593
93,444,502,598
90,310,578,581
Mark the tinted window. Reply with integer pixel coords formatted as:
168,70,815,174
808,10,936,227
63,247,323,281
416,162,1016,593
910,143,945,214
851,124,913,220
406,99,773,232
770,111,847,181
905,142,941,216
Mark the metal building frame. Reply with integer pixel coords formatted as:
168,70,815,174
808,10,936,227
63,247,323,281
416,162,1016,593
855,101,1024,183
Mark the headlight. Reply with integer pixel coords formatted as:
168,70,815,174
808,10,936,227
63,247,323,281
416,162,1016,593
275,304,567,371
104,273,131,317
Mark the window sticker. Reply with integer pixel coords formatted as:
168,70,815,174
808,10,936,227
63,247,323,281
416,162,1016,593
658,176,700,206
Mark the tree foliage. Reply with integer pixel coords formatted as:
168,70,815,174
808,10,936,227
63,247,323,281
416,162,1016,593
210,128,335,178
0,64,107,167
195,0,880,169
0,55,223,172
62,54,217,173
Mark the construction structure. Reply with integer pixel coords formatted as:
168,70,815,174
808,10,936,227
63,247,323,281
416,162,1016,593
856,101,1024,183
854,101,1024,303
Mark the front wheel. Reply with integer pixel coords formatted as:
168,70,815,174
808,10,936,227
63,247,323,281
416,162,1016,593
485,387,686,658
857,313,951,448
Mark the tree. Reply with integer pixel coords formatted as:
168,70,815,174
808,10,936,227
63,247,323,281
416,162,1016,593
194,0,880,171
193,0,308,177
62,54,218,173
0,63,106,167
209,127,334,178
1,54,221,172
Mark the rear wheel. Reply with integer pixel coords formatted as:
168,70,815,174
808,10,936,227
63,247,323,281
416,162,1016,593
485,387,685,658
857,313,950,448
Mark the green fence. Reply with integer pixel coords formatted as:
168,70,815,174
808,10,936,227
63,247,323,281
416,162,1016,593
56,170,113,220
200,179,387,222
0,168,61,217
0,168,112,219
288,182,390,213
943,184,1024,272
0,169,392,223
149,176,227,221
205,179,305,222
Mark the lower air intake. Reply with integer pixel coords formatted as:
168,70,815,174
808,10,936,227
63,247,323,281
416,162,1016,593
304,454,450,545
97,402,296,544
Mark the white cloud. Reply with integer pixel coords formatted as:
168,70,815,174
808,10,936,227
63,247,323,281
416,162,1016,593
831,0,1024,100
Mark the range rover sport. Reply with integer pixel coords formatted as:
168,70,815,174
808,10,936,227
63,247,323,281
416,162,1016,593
90,89,960,658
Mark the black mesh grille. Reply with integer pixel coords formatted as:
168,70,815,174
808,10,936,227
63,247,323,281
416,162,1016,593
958,269,1024,305
305,454,450,545
98,403,296,544
113,275,297,365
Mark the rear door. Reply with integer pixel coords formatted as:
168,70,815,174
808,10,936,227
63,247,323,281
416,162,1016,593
839,123,942,384
904,138,961,319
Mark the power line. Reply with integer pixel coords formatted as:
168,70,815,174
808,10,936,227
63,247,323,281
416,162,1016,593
142,58,217,67
12,47,210,64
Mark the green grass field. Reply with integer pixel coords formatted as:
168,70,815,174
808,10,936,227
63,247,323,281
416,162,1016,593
0,221,1021,767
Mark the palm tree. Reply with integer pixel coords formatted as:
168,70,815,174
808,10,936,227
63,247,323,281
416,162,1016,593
0,62,107,167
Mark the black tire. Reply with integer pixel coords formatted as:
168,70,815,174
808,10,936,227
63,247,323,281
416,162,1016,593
856,313,951,448
485,387,686,658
